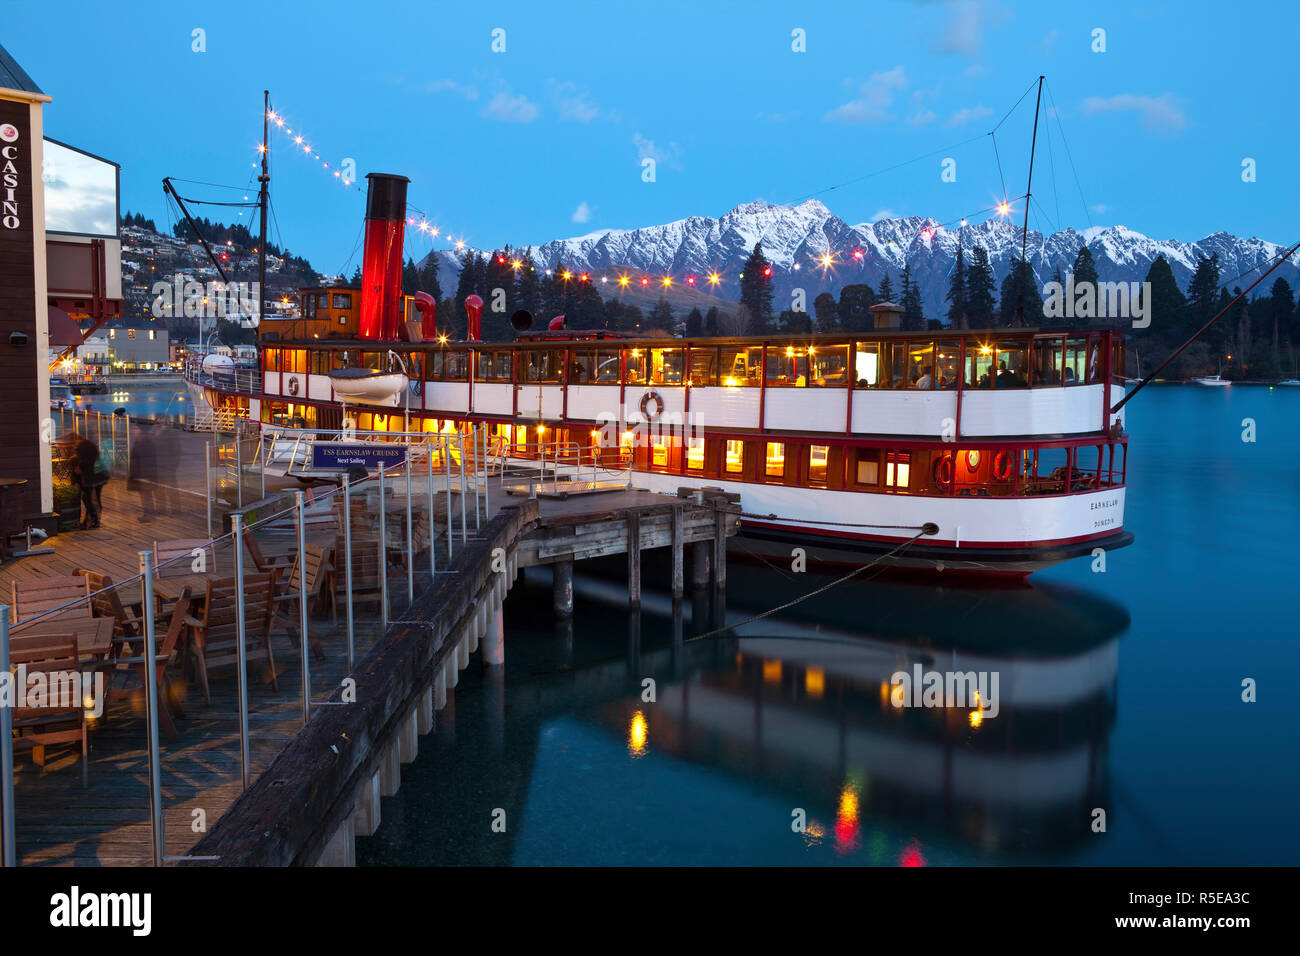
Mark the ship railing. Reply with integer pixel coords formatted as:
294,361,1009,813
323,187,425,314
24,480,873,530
495,439,633,496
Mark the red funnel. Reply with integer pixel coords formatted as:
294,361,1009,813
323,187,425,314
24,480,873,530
357,173,410,340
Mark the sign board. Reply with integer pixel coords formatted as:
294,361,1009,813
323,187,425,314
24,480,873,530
310,443,408,470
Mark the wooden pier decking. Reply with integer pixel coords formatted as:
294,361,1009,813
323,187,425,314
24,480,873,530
3,465,739,867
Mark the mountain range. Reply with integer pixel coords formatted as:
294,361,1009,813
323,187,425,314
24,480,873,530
422,199,1297,321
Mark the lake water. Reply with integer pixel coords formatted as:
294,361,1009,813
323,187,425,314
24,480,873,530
60,378,192,423
357,385,1300,866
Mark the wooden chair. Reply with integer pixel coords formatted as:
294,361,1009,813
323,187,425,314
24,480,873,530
99,588,193,742
272,543,330,660
186,573,276,704
12,576,92,624
241,527,295,580
332,532,384,613
73,569,146,646
8,633,89,785
154,538,217,577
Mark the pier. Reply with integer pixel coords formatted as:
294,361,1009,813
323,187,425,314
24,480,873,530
0,431,739,866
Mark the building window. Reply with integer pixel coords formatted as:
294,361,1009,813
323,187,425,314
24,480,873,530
109,329,116,339
148,330,156,340
855,449,880,486
725,440,744,474
809,445,829,484
332,293,352,309
685,436,705,471
765,442,785,478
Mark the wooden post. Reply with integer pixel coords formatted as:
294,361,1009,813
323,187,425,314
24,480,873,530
713,510,727,590
627,512,642,607
671,506,684,599
692,540,710,588
553,558,574,618
483,598,505,668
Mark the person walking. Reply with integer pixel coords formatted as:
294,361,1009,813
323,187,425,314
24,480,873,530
70,433,102,529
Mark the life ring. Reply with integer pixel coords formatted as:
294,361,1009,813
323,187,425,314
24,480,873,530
639,390,665,421
287,375,300,397
933,455,954,487
993,450,1013,481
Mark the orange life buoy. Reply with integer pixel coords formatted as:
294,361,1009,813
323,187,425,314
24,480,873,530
287,375,300,397
933,454,954,487
993,450,1013,481
639,390,665,421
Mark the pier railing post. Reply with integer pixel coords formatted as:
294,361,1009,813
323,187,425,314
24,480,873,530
427,446,436,582
343,473,355,667
379,462,389,629
458,435,468,542
0,606,15,867
138,551,165,867
443,436,453,563
231,515,251,790
295,490,311,724
235,436,243,508
482,426,490,520
474,424,482,531
404,449,414,608
205,440,213,539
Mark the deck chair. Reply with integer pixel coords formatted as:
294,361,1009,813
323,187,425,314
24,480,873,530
154,538,218,577
73,569,146,646
8,633,89,786
271,543,330,660
332,532,384,613
241,526,297,580
186,573,276,704
11,576,92,624
99,588,193,742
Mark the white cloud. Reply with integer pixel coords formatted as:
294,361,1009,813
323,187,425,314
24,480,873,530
1081,93,1186,134
945,104,993,127
932,0,985,56
824,65,907,124
869,208,897,222
425,79,479,101
907,110,937,126
571,201,592,223
482,90,540,123
1091,204,1108,215
1041,28,1060,54
550,81,601,122
634,132,680,165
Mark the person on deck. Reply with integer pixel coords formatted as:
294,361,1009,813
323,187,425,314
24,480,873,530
70,433,103,529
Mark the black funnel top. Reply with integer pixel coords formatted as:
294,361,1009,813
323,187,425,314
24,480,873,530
364,173,411,222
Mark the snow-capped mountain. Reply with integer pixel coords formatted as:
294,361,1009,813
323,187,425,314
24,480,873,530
423,200,1297,319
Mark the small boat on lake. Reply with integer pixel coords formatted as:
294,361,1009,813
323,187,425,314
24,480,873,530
1192,374,1231,386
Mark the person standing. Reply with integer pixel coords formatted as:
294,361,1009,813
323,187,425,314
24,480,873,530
71,433,101,529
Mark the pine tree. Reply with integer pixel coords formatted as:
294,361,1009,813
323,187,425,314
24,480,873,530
878,271,894,304
1186,253,1222,343
964,247,995,328
999,258,1042,327
813,292,838,333
703,306,720,336
402,257,421,296
739,242,774,328
349,266,362,288
685,307,704,337
900,262,924,331
836,284,876,332
946,245,967,329
1143,255,1186,342
648,297,675,331
1072,245,1099,292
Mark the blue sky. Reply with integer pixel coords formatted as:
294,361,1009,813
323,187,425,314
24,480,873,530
7,0,1297,274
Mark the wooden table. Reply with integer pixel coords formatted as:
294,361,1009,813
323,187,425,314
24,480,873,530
13,616,116,661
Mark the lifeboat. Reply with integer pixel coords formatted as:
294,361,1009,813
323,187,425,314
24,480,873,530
202,354,235,379
328,367,409,404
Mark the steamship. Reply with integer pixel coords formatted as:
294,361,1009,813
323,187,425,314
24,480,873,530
187,173,1134,578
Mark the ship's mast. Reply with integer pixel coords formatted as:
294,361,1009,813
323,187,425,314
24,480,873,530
257,90,271,328
1014,75,1044,328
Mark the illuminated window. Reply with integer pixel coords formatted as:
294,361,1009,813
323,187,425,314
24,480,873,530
765,442,785,478
128,329,136,339
885,452,911,489
109,329,116,339
685,436,704,470
809,445,829,483
725,440,744,474
652,437,669,467
514,425,527,451
148,330,156,340
332,293,352,309
855,449,880,485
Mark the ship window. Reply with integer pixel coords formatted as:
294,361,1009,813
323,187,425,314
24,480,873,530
650,348,684,385
594,349,620,383
316,293,328,309
332,293,352,310
265,349,280,372
766,347,807,387
304,297,315,319
688,346,717,387
809,345,849,386
1063,337,1087,385
717,346,760,386
514,425,527,452
969,342,995,388
854,343,882,388
651,436,670,467
624,348,648,385
128,329,136,339
309,351,330,375
765,442,785,478
993,341,1029,388
934,339,960,389
907,341,934,388
809,445,829,483
854,448,880,486
569,349,595,383
1033,337,1064,385
685,436,705,470
885,451,911,489
724,439,744,473
444,351,468,381
884,341,908,388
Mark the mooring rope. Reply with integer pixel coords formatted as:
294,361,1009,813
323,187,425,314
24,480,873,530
738,511,932,531
683,528,932,644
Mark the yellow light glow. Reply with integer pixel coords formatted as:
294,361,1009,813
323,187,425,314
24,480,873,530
628,710,648,756
969,709,984,728
662,277,672,287
762,659,782,684
708,273,720,284
512,260,522,269
819,253,834,268
562,271,572,280
979,345,992,355
537,425,546,433
438,334,448,344
805,667,825,699
785,347,795,357
618,275,630,287
997,201,1010,216
723,376,740,387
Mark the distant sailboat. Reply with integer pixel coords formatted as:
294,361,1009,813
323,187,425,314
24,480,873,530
1193,360,1231,386
1279,353,1300,386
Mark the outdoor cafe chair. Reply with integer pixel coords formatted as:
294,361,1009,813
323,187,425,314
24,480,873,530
7,633,89,786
